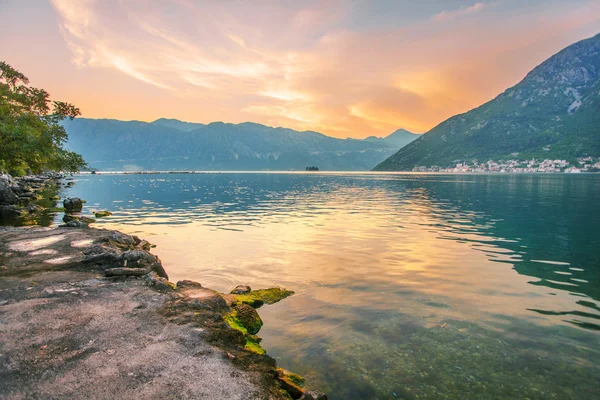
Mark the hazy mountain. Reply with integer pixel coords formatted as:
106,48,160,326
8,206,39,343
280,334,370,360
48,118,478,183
375,33,600,171
364,129,421,148
64,119,414,171
151,118,205,132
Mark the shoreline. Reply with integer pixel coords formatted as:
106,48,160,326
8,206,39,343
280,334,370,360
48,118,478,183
0,174,326,399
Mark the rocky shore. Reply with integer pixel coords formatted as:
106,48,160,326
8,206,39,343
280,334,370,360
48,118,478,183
0,175,326,399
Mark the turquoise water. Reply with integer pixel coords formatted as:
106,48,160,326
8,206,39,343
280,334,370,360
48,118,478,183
59,173,599,399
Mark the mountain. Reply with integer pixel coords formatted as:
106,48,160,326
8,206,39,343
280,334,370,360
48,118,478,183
375,33,600,171
364,129,421,148
63,119,415,171
151,118,205,132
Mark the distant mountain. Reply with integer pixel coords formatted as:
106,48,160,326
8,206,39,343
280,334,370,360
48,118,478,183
64,119,415,171
375,33,600,171
151,118,205,132
365,129,421,148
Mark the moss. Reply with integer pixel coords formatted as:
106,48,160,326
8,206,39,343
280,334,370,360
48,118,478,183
224,311,248,335
224,310,267,354
233,288,295,308
245,337,266,354
234,303,263,334
286,372,305,387
94,211,112,218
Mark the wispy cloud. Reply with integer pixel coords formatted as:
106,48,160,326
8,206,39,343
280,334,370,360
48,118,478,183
47,0,600,138
433,2,489,22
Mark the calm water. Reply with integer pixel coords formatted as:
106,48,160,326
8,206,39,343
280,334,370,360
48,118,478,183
58,173,599,399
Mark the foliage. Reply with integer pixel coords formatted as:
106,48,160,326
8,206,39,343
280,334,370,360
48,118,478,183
0,61,86,175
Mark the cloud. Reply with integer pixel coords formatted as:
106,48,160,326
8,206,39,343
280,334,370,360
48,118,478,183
47,0,600,138
433,2,489,22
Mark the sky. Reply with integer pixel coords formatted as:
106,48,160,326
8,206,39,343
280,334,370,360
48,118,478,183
1,1,599,138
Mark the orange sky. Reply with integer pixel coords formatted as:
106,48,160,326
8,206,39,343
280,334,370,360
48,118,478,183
1,0,600,138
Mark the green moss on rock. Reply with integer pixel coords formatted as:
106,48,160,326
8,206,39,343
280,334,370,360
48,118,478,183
233,288,295,308
94,211,112,218
245,337,266,354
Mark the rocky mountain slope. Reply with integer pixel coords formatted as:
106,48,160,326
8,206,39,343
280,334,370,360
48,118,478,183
375,33,600,171
64,119,417,171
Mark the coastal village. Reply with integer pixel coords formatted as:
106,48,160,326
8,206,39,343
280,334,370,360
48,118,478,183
412,157,600,173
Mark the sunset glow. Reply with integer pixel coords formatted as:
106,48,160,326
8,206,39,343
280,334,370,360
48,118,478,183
2,0,600,137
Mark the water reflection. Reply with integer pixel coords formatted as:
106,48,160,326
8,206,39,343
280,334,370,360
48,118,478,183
59,173,600,399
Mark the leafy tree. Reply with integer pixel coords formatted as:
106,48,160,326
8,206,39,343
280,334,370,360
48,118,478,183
0,61,86,175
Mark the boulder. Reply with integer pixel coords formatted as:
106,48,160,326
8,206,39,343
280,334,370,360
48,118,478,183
0,176,19,205
63,197,83,212
233,303,263,335
59,220,89,228
62,214,80,223
231,285,251,294
0,205,26,221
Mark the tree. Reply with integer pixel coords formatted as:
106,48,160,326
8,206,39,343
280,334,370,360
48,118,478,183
0,61,86,175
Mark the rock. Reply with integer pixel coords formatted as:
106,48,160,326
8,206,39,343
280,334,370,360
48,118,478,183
19,192,39,199
49,195,60,201
79,216,96,224
25,204,44,213
231,285,251,294
82,245,120,265
137,239,152,251
104,267,151,277
277,375,304,399
176,280,203,289
233,303,263,335
232,288,295,308
105,231,137,247
120,249,156,268
142,271,174,291
59,220,89,228
120,249,168,280
62,214,80,223
300,391,328,400
0,205,26,221
0,175,19,205
63,197,83,212
94,211,112,218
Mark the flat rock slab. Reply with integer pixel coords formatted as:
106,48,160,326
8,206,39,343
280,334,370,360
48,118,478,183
0,227,271,399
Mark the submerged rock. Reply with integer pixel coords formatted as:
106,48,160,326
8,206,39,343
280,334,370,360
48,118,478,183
94,211,112,218
300,391,328,400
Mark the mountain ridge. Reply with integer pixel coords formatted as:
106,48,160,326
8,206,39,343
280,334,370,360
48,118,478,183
375,33,600,171
63,118,418,171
